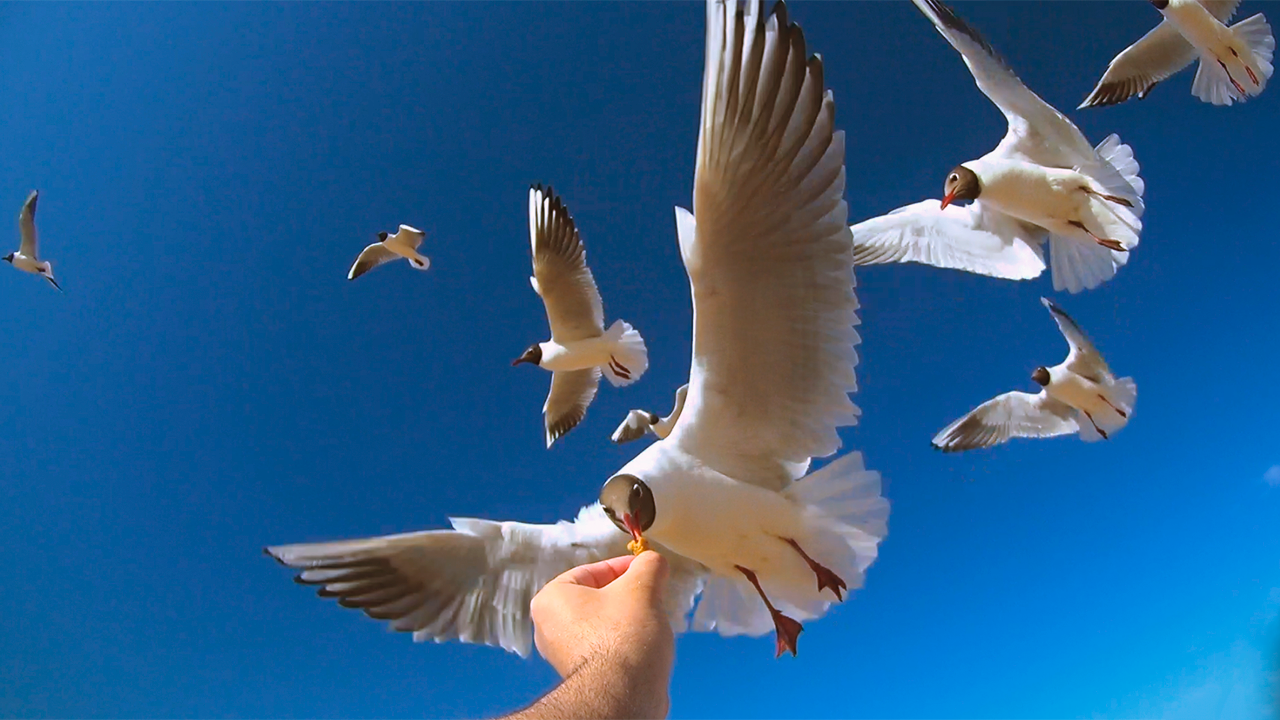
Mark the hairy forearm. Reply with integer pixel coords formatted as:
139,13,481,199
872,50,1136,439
504,650,670,720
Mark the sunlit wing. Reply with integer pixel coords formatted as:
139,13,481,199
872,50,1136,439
543,367,601,448
1041,297,1112,383
852,199,1047,280
267,504,706,658
347,243,398,281
385,225,425,252
18,190,38,258
529,186,605,344
932,390,1078,452
668,0,858,491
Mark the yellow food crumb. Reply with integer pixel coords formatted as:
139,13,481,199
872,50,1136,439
627,537,650,555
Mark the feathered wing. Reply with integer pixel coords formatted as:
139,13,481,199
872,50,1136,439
932,391,1079,452
1040,297,1112,382
669,0,859,492
851,199,1047,280
267,504,706,658
347,243,399,281
543,367,601,448
612,409,656,445
1079,20,1198,108
529,186,605,343
18,190,38,258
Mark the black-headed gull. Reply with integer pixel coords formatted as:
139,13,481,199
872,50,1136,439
852,0,1146,295
267,0,887,660
4,191,62,292
932,297,1136,452
347,225,429,281
1080,0,1273,109
513,185,649,447
611,384,689,445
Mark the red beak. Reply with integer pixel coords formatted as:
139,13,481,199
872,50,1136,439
622,513,643,543
940,191,956,210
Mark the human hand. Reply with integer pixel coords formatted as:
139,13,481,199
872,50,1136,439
530,551,674,680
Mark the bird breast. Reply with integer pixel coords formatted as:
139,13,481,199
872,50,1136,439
538,337,613,372
971,160,1089,227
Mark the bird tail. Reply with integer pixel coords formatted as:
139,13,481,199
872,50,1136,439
408,254,430,271
1048,236,1126,294
601,319,648,388
1233,14,1275,90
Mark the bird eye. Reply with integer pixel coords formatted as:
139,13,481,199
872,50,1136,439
949,174,958,182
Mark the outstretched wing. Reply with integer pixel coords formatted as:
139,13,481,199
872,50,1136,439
1079,20,1198,108
1041,296,1112,382
267,504,707,658
612,409,656,445
543,367,601,448
668,0,859,491
385,225,426,252
852,199,1047,280
18,190,38,258
932,390,1078,452
529,186,605,343
911,0,1096,169
347,243,398,281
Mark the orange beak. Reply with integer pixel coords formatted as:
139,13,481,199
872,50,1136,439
622,513,643,544
940,191,956,210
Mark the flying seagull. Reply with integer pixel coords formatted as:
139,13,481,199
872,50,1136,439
4,191,62,291
1080,0,1273,109
851,0,1146,294
347,225,429,281
513,185,649,447
932,297,1137,452
611,384,689,445
267,0,887,660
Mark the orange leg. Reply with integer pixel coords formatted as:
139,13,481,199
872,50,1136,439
735,565,803,658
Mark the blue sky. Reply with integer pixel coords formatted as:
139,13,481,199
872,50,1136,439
1,2,1277,718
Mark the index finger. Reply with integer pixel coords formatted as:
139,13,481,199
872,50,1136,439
548,555,635,589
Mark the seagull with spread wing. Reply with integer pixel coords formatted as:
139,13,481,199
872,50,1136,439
611,384,689,445
512,185,649,447
4,191,62,291
1080,0,1273,109
852,0,1146,295
347,225,430,281
267,0,887,659
932,297,1137,452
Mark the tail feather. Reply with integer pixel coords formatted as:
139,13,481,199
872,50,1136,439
1049,236,1126,294
1108,376,1138,417
1234,14,1275,90
1092,134,1145,208
601,319,648,387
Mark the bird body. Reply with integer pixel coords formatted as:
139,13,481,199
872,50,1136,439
1080,0,1273,108
4,191,62,291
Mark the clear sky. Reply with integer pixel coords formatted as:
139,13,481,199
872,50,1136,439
1,2,1277,718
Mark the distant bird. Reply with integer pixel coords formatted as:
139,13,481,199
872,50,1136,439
268,0,887,660
932,297,1136,452
513,185,648,447
611,384,689,445
4,191,62,291
852,0,1145,295
1080,0,1273,109
347,225,429,281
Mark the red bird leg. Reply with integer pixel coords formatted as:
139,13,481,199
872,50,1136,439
1097,394,1128,418
781,538,847,601
1069,220,1126,252
1218,58,1248,95
1081,187,1134,208
1082,410,1109,440
734,565,803,658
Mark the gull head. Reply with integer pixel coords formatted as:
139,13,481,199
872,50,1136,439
2,253,12,264
1148,0,1169,10
1031,366,1051,387
511,344,543,367
376,231,389,242
599,474,656,546
941,165,981,209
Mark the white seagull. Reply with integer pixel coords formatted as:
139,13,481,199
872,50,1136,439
347,225,429,281
1080,0,1273,109
267,0,887,660
513,185,649,447
4,191,62,292
611,384,689,445
851,0,1146,295
932,297,1137,452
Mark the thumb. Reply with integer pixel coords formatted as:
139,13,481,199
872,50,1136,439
617,550,669,602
